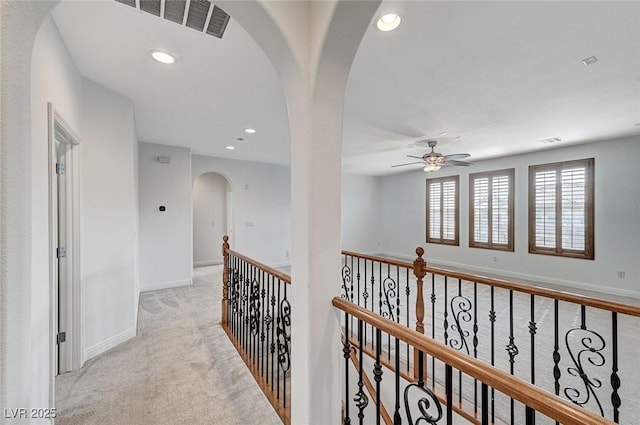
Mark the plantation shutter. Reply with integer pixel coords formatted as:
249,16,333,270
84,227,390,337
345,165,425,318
529,158,593,259
491,175,510,245
426,176,459,245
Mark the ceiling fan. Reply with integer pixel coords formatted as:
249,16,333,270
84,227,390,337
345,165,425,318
392,141,472,172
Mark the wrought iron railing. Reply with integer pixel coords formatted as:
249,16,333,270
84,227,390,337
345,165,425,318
334,297,617,425
341,248,640,424
222,236,291,424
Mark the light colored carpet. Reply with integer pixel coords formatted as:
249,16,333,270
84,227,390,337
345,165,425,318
55,265,282,425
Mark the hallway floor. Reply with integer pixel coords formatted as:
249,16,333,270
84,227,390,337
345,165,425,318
55,265,282,425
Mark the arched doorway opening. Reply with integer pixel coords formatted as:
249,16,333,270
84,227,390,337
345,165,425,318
193,172,231,267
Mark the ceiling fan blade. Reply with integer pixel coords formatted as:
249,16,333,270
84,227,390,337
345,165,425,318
443,153,470,160
391,161,425,168
443,160,472,166
406,155,425,160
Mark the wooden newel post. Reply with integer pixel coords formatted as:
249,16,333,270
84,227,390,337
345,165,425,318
222,235,230,326
413,247,427,380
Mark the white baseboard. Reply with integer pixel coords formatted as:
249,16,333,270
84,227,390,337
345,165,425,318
194,260,222,267
140,279,192,293
84,327,136,360
374,251,640,299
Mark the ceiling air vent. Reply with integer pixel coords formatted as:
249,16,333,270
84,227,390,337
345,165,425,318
115,0,136,8
207,6,230,39
538,137,562,145
139,0,161,17
186,0,211,32
114,0,230,39
164,0,187,24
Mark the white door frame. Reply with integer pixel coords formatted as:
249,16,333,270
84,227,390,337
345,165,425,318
48,103,82,404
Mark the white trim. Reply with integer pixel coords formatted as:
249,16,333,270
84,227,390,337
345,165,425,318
375,250,640,299
140,279,193,292
48,103,82,412
194,260,223,267
84,327,137,360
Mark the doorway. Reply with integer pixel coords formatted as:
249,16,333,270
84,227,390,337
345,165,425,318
193,172,230,266
48,103,81,379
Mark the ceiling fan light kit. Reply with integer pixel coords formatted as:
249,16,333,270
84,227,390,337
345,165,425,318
392,140,471,172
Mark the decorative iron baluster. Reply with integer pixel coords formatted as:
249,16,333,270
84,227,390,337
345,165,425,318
449,294,472,355
404,382,443,425
529,294,537,425
563,328,606,416
343,313,352,425
552,299,560,425
342,263,352,300
473,282,478,414
431,274,436,388
356,257,362,305
270,282,277,392
355,319,369,424
260,271,266,377
611,312,621,423
506,289,518,424
443,276,449,346
249,277,260,335
481,383,489,425
374,328,382,425
489,286,496,423
529,294,537,385
265,274,272,384
394,336,401,425
405,342,442,425
381,275,398,322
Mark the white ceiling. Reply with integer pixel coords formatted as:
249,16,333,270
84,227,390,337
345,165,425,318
52,1,640,176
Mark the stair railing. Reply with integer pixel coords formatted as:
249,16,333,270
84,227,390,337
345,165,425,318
222,236,291,424
341,247,640,423
334,296,617,425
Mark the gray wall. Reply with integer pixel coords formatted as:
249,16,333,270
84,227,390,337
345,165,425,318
378,136,640,297
138,142,193,291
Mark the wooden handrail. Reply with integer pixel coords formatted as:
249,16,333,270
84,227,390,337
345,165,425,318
226,248,291,284
424,265,640,317
341,250,413,269
332,297,616,425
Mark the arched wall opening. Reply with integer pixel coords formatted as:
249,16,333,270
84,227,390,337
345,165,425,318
193,172,231,267
3,1,380,422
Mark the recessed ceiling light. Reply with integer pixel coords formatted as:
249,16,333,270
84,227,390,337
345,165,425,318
225,146,235,150
244,128,256,134
439,132,448,136
376,13,402,32
581,56,598,66
151,50,175,64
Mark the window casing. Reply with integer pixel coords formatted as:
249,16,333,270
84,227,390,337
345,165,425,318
469,169,514,251
528,158,594,259
426,176,459,245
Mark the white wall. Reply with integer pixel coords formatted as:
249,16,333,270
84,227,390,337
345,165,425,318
139,142,193,291
25,11,140,417
192,155,291,266
193,173,228,266
341,173,380,252
81,79,139,358
378,136,640,297
31,14,83,414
